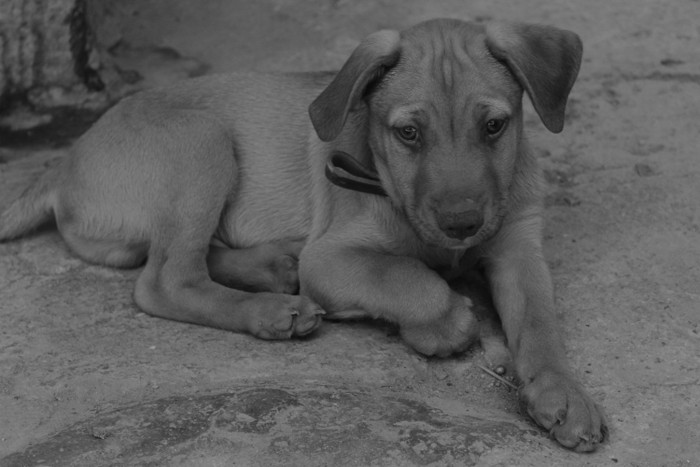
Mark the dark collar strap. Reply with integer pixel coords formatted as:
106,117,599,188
325,151,388,197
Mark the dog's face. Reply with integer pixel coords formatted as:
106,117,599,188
310,19,582,249
366,23,525,249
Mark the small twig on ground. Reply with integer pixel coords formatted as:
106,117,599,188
477,364,518,390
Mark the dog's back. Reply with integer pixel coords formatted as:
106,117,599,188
0,72,332,249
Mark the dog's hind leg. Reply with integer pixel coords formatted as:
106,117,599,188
129,129,321,338
53,188,150,269
135,231,322,339
207,240,304,294
61,230,148,268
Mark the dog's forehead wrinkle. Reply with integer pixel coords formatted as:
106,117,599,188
475,99,513,116
388,105,428,126
392,31,520,140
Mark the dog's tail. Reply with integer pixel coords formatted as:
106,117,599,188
0,154,61,241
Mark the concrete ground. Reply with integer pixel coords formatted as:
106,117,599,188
1,0,699,465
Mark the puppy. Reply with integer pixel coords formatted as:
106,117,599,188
0,19,606,451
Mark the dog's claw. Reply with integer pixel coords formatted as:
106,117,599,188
247,295,323,339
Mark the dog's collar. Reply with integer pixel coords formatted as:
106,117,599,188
325,151,388,197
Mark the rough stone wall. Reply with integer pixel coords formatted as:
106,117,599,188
0,0,102,108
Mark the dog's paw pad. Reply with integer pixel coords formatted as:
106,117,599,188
481,335,512,374
269,255,299,294
520,371,607,452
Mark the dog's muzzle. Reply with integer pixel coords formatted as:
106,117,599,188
436,209,484,240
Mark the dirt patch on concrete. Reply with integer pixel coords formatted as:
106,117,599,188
3,385,540,466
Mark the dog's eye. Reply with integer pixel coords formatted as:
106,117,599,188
485,118,507,136
396,126,419,143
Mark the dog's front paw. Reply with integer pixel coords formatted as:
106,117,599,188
248,294,325,339
400,296,479,357
520,370,607,452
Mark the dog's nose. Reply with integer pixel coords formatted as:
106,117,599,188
437,210,484,240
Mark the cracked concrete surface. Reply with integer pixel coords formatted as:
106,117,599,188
1,0,699,465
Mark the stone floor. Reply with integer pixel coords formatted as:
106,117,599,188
1,1,699,465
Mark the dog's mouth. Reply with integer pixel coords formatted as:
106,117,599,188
406,200,506,250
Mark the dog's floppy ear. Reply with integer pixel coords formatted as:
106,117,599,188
309,30,401,142
485,22,583,133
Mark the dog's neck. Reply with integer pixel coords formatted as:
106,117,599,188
325,151,387,197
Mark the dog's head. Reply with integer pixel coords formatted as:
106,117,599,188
310,19,582,249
